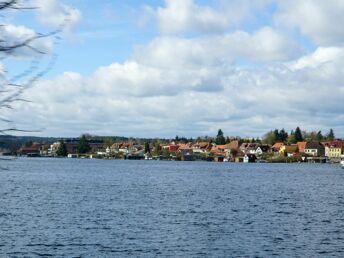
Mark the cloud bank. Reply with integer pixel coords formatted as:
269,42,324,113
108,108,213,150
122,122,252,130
6,0,344,137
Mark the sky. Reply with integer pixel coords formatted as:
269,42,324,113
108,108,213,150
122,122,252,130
1,0,344,138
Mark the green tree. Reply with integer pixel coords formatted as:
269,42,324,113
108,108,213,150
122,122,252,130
153,142,162,156
77,135,91,154
262,130,276,144
215,129,226,145
56,140,68,157
287,134,296,144
294,126,303,142
144,142,150,154
316,131,323,141
327,129,335,141
273,129,279,141
104,137,114,147
279,129,288,142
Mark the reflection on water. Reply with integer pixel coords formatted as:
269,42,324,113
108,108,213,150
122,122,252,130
1,158,344,257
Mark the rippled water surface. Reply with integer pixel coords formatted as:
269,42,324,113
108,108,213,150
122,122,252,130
1,158,344,257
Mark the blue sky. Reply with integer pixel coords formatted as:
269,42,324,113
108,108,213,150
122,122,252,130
2,0,344,138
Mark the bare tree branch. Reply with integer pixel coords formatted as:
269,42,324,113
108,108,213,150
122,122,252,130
0,0,65,136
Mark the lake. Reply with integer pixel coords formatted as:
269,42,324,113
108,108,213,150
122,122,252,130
1,158,344,257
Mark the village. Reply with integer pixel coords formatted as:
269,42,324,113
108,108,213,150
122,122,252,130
11,131,344,164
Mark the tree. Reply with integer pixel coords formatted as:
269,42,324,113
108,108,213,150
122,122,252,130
316,131,323,141
262,130,276,144
0,1,66,134
327,129,335,141
287,134,296,144
215,129,226,145
144,142,150,154
77,135,91,154
104,137,114,147
56,140,68,157
153,141,162,156
294,127,303,142
279,129,288,142
273,129,279,142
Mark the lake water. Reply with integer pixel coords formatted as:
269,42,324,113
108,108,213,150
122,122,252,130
1,158,344,257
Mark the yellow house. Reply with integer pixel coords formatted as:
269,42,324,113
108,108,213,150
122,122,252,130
325,141,343,158
328,147,342,158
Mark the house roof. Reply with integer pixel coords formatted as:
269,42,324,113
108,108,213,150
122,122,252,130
330,140,342,148
257,145,270,152
178,143,192,150
305,142,323,149
272,142,284,149
228,140,240,150
297,142,307,152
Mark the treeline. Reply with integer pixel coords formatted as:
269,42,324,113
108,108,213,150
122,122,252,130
262,127,336,144
1,127,339,154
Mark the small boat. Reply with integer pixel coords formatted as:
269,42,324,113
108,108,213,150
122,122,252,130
341,160,344,169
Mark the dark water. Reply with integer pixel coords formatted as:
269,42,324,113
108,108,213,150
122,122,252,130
1,158,344,257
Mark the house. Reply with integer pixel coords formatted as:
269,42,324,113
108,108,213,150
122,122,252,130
324,140,342,158
191,142,212,153
255,145,271,155
234,151,245,163
48,142,61,156
162,144,180,152
271,142,284,152
65,143,78,154
239,143,251,153
297,142,307,154
89,143,106,153
228,140,240,150
305,142,325,157
178,143,193,156
18,143,42,156
240,143,260,154
243,154,257,163
111,142,142,155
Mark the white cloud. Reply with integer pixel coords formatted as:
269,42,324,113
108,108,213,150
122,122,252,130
133,27,302,70
151,0,275,35
5,0,344,137
34,0,82,31
275,0,344,45
290,47,344,70
156,0,229,34
9,44,344,137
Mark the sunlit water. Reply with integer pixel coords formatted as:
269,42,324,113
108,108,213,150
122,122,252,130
1,158,344,257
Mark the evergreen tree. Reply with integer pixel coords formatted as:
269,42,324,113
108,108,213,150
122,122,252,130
279,129,288,142
316,131,323,141
294,127,303,142
327,129,335,141
226,137,230,144
77,135,91,154
144,142,150,154
273,129,279,141
56,140,68,157
215,129,226,145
